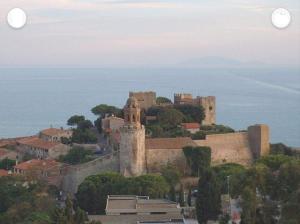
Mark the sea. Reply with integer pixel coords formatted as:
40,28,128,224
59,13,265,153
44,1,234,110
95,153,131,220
0,67,299,147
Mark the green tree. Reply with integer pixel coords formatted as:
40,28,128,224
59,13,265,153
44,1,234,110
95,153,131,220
270,143,294,156
0,158,16,170
59,146,93,165
76,173,169,214
175,104,205,123
91,104,122,118
240,187,257,224
77,120,93,130
196,169,221,224
156,97,172,105
94,117,102,133
256,154,295,171
72,129,97,144
67,115,85,126
157,108,185,129
161,164,181,187
183,146,211,177
213,163,246,194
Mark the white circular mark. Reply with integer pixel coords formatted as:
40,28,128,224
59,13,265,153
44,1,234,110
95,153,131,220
272,8,291,29
7,8,27,29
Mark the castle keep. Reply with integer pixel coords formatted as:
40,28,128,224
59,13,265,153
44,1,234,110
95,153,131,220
174,93,216,125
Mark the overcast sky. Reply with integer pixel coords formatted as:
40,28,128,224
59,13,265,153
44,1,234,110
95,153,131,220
0,0,299,68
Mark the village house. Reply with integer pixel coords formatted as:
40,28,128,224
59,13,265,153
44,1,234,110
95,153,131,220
0,148,18,161
89,195,184,224
39,128,73,142
0,169,10,177
13,159,66,186
17,137,70,159
181,123,201,134
101,115,125,134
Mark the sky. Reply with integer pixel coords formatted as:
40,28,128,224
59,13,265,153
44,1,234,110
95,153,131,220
0,0,299,68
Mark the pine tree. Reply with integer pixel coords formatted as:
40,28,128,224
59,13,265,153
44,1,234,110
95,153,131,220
196,169,221,224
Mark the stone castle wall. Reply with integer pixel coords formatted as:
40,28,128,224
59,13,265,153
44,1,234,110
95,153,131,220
129,91,156,110
146,126,269,170
120,126,146,176
194,132,253,166
146,148,187,172
62,152,119,195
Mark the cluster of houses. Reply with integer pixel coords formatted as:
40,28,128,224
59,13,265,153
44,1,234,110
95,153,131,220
0,128,72,184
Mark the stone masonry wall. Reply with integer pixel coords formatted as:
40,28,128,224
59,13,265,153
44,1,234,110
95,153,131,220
120,126,146,176
62,152,119,195
194,132,253,166
146,132,254,171
129,92,156,110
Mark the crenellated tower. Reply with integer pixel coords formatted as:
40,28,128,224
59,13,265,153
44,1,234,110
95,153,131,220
119,97,146,176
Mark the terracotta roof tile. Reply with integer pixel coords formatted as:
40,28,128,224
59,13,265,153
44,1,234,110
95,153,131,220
17,137,60,150
0,169,9,177
181,123,200,129
0,148,8,157
146,137,196,149
14,159,61,171
40,128,70,136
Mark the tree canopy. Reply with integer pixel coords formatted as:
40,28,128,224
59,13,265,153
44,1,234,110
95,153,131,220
156,97,172,105
67,115,85,126
183,146,211,177
157,108,185,129
76,173,169,214
196,169,221,224
175,104,205,123
59,146,93,165
91,104,122,118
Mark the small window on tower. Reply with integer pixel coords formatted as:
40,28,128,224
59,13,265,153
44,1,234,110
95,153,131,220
209,106,213,111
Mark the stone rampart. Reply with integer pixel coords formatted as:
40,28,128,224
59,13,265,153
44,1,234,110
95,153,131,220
62,152,119,195
194,132,253,166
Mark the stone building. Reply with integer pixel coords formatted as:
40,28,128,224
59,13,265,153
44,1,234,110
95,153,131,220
39,128,73,142
174,93,216,125
14,159,66,186
129,91,156,110
17,137,70,159
101,115,125,133
119,97,146,176
89,195,183,224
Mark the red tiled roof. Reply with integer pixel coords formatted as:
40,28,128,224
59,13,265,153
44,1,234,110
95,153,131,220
0,169,9,177
14,159,61,171
17,137,60,150
181,123,200,129
146,137,196,149
0,148,8,157
41,128,70,136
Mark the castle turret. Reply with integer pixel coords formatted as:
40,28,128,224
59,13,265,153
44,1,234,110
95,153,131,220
119,97,146,176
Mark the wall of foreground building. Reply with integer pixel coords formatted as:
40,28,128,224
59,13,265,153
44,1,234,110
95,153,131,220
62,152,119,195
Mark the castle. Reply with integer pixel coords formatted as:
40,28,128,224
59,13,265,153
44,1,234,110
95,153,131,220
62,92,270,193
118,94,269,176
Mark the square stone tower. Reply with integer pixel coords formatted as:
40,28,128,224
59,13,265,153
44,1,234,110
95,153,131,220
119,97,146,177
248,124,270,159
174,93,216,125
